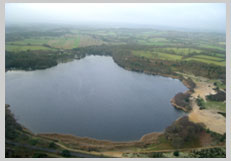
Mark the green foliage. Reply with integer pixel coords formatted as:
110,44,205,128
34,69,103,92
190,148,225,158
196,97,205,110
149,152,164,158
61,150,71,157
29,139,38,146
204,101,226,112
206,90,226,102
5,105,22,140
6,51,58,70
173,151,179,157
49,142,57,149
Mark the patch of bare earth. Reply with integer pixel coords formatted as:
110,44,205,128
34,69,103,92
188,79,225,135
191,80,216,100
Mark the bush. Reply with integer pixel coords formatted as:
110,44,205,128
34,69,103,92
150,152,164,158
191,148,225,158
173,92,191,111
29,139,38,145
206,90,225,102
173,151,179,157
61,150,71,157
49,142,57,149
196,97,205,110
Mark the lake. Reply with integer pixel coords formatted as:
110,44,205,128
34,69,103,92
6,55,187,141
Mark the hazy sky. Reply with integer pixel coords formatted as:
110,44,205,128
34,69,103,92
5,3,226,32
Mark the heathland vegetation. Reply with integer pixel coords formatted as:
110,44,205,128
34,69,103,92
5,25,226,158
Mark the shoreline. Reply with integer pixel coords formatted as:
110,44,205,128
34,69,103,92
6,56,195,145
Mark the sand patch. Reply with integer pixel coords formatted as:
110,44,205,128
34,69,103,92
188,77,225,134
191,81,216,100
189,100,225,134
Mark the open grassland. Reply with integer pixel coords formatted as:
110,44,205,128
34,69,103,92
199,44,225,51
164,48,202,55
47,36,78,49
193,55,225,61
6,37,49,45
185,57,225,66
204,101,226,113
132,48,225,66
132,50,182,61
77,35,105,47
136,39,169,46
6,33,106,51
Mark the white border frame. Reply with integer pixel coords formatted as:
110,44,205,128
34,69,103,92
0,0,229,160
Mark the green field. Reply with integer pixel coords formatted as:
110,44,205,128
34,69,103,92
185,57,225,66
164,48,201,55
133,50,182,61
194,55,225,61
6,27,225,67
6,44,57,52
6,33,106,51
199,44,225,51
132,48,225,66
204,101,226,112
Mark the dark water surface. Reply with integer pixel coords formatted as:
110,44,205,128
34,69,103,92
6,55,187,141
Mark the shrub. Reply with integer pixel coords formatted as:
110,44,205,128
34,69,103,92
150,152,164,158
206,90,225,102
173,151,179,157
49,142,57,149
196,97,205,110
61,150,71,157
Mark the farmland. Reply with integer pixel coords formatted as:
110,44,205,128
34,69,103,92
6,27,225,67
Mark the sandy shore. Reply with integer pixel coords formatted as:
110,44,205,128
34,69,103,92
188,78,225,134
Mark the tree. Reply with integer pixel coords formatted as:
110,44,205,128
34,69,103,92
173,151,179,157
61,150,71,157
